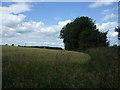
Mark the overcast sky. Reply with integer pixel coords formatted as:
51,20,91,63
0,0,119,48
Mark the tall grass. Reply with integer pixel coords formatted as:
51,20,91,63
2,46,90,88
2,46,119,88
83,47,120,88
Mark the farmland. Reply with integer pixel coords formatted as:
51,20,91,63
2,46,120,88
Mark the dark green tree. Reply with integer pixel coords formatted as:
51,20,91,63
60,16,109,50
115,26,120,32
115,26,120,39
115,26,120,46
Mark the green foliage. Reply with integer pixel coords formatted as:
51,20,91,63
60,16,109,50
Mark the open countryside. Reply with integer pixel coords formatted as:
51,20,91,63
1,1,120,88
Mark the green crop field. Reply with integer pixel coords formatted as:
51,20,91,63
2,46,120,88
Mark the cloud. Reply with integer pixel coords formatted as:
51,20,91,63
2,19,71,38
102,13,117,21
96,22,118,45
102,9,111,14
89,0,118,8
1,0,41,2
96,22,118,34
0,3,32,27
2,14,26,27
101,8,117,22
54,17,62,21
1,0,119,2
2,20,71,48
58,20,71,26
0,3,31,14
0,2,72,48
0,0,93,2
16,21,44,33
1,8,71,47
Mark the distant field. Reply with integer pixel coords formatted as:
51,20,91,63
2,46,119,88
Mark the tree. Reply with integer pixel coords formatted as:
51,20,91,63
115,26,120,46
5,44,8,46
60,16,109,50
12,44,14,46
115,27,120,32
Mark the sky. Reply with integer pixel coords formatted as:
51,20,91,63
0,0,119,48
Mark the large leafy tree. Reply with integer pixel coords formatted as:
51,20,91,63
60,16,109,50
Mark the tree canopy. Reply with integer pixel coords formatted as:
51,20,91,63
115,26,120,38
60,16,109,50
115,26,120,32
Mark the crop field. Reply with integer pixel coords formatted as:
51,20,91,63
2,46,120,88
